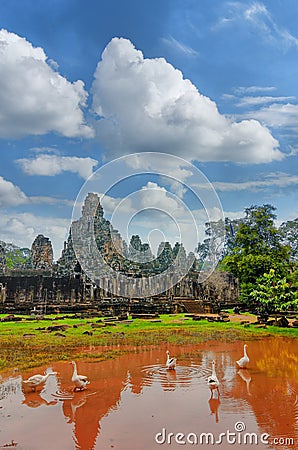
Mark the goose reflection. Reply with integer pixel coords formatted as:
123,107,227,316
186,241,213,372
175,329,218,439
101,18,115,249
22,391,57,408
208,397,220,423
237,369,252,395
161,368,177,391
62,390,88,424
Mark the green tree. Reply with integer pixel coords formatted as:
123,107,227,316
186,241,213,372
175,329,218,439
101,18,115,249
196,218,227,269
278,218,298,261
251,269,298,313
221,205,291,302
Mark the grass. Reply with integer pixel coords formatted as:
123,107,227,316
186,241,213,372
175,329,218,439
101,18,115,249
0,313,297,370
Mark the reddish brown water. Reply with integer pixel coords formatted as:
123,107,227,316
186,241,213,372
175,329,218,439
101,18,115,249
0,337,297,450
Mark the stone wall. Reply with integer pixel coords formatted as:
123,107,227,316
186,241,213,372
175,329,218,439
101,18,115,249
0,269,238,312
31,235,53,270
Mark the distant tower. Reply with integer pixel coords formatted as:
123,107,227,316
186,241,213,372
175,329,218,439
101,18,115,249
0,242,6,273
31,234,53,270
82,192,103,220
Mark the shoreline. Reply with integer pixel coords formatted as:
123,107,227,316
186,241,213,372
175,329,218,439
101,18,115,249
1,313,297,371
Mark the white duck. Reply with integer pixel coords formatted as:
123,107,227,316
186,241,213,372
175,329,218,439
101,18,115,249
166,350,176,370
236,344,250,369
71,361,90,391
23,372,57,391
207,360,220,398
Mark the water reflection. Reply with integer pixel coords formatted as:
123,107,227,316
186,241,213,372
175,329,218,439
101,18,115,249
237,368,252,395
208,397,220,423
0,338,297,449
22,390,57,408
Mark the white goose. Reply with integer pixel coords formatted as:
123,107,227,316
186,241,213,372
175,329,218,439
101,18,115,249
166,350,177,370
23,372,57,391
207,360,220,398
71,361,90,391
236,344,250,369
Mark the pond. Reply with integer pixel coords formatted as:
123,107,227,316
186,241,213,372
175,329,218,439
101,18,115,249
0,337,297,449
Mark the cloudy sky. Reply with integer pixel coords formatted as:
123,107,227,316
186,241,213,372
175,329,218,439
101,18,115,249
0,0,298,259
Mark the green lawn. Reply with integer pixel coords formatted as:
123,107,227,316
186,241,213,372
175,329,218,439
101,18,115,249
0,313,297,370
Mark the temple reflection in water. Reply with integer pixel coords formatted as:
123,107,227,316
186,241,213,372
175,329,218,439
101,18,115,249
0,338,297,449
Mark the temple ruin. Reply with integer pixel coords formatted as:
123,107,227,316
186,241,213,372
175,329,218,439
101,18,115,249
0,193,239,314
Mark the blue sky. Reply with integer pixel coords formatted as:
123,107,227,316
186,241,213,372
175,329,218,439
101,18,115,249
0,0,298,259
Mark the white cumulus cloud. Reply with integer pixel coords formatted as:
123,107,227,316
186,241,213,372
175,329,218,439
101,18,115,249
17,154,98,179
91,37,283,164
0,212,69,260
0,176,27,207
0,29,94,138
245,103,298,130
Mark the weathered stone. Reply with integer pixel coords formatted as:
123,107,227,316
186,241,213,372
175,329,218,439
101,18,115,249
91,323,106,328
0,243,6,272
47,324,70,332
275,316,289,327
31,234,53,270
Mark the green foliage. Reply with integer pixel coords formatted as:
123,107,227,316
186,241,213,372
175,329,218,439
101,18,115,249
251,268,298,312
278,218,298,261
196,218,227,269
221,204,291,302
0,240,31,269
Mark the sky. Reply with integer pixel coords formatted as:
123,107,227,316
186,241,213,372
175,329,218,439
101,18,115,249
0,0,298,260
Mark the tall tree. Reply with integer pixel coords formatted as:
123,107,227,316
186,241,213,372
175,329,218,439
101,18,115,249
196,217,241,269
221,205,291,302
278,218,298,261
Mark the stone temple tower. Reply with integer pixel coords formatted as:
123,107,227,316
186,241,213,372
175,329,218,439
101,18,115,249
31,234,53,270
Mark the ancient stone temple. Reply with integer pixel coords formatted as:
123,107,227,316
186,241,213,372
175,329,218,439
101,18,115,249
58,192,124,277
57,230,78,276
0,243,6,273
0,193,240,312
31,234,53,270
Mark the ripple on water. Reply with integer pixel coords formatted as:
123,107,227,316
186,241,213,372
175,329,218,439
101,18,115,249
52,389,74,400
141,364,210,388
52,389,98,401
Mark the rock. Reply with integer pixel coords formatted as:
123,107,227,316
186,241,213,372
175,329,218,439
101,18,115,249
73,323,86,328
1,314,22,322
54,332,66,337
47,324,70,332
31,234,53,270
275,317,289,327
91,323,106,328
